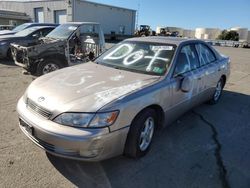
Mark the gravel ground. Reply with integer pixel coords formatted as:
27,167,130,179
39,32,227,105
0,46,250,188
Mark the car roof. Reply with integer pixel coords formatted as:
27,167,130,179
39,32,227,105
125,37,202,46
25,23,58,26
24,26,56,30
63,22,100,25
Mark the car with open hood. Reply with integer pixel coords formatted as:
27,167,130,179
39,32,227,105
17,37,230,161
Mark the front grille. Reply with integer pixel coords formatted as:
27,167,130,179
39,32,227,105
12,47,28,64
16,49,24,63
27,98,52,119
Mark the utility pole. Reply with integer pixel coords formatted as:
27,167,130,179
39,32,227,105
136,0,140,30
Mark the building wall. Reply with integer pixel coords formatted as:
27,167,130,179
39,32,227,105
73,0,136,35
0,0,69,23
0,0,136,35
195,28,221,40
248,31,250,43
0,9,31,25
0,18,27,25
183,29,195,38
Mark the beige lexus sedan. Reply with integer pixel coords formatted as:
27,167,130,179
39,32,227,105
17,37,230,161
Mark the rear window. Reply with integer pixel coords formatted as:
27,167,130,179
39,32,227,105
195,44,216,65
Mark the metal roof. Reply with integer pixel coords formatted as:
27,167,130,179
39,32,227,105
125,37,199,46
0,9,30,20
0,0,136,12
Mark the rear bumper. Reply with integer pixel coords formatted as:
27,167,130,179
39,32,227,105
17,97,129,161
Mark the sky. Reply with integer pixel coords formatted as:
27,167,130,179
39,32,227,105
91,0,250,30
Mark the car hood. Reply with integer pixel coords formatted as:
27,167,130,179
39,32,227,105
26,63,160,113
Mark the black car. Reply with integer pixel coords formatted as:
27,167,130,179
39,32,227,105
0,26,57,59
0,23,58,36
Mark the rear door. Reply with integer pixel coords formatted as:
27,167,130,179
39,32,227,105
195,43,220,101
167,44,202,122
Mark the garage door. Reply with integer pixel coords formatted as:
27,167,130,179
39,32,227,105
54,10,67,24
34,8,44,23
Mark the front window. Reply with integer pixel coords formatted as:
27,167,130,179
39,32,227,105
95,42,176,76
46,24,78,39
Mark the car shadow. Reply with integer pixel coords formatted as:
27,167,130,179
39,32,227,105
47,90,250,188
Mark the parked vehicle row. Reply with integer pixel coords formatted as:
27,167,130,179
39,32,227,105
11,22,105,75
16,37,230,161
0,22,105,76
0,23,59,36
0,26,57,59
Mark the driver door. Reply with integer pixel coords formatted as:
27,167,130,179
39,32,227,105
167,44,202,121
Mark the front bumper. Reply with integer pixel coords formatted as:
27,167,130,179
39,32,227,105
17,97,129,161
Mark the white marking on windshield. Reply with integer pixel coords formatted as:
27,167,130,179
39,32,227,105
103,44,133,60
103,43,172,72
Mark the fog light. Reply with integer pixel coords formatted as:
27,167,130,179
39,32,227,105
79,139,103,157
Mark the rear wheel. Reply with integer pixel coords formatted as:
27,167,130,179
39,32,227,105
124,109,157,158
37,59,63,76
208,78,224,104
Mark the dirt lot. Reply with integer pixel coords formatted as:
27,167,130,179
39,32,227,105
0,46,250,188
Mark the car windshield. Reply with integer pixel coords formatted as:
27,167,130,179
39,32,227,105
14,27,38,37
12,23,30,32
95,41,176,76
46,24,78,39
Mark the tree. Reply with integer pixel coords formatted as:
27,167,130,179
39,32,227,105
217,30,239,41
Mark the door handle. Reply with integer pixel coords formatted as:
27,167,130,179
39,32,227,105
218,68,221,72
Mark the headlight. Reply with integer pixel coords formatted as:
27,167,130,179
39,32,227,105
0,41,7,46
89,111,119,128
54,113,94,127
53,111,119,128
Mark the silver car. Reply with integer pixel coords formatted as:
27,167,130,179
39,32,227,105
17,37,230,161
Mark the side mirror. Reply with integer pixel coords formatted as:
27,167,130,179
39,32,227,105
181,76,192,92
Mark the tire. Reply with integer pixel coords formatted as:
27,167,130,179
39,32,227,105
208,78,224,105
124,109,157,158
6,48,13,60
36,59,63,76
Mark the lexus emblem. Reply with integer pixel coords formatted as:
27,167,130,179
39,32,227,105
38,97,45,102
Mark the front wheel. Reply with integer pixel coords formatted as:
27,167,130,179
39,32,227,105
124,109,157,158
37,59,63,76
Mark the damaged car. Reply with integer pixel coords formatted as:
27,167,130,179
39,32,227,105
11,22,105,76
0,26,56,59
17,37,230,161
